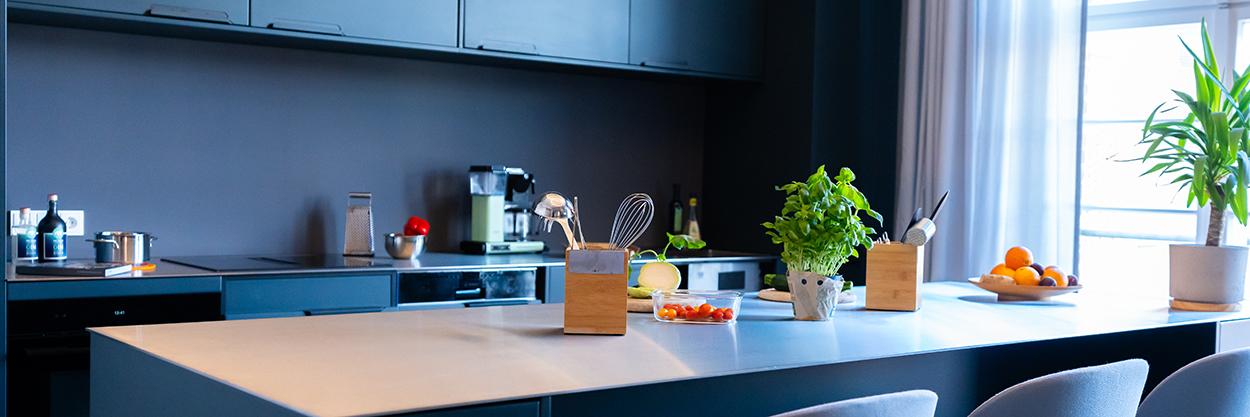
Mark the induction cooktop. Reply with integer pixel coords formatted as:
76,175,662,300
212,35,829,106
162,255,392,272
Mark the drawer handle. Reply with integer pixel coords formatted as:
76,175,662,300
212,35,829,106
477,39,539,55
268,19,344,36
640,59,691,70
146,4,231,24
304,306,384,316
465,299,531,308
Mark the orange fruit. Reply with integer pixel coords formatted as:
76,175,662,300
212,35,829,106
1042,268,1068,287
1013,266,1041,286
1005,246,1034,269
990,263,1015,276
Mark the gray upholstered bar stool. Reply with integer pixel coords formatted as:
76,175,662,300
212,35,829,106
1136,348,1250,417
771,390,938,417
967,359,1148,417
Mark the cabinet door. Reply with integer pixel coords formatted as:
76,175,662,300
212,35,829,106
21,0,248,25
629,0,764,76
223,273,393,319
463,0,629,63
251,0,457,47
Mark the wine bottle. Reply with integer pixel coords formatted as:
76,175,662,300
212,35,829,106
15,207,38,261
685,193,701,240
37,194,67,262
669,184,684,234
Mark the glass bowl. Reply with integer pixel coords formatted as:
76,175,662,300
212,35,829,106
652,289,743,324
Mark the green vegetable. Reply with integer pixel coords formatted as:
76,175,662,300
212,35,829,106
1127,20,1250,246
764,273,788,291
627,286,657,299
762,166,881,277
636,233,706,262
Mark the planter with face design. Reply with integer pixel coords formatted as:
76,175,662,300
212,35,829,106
787,270,844,320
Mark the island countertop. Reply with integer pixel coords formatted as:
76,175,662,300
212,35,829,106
90,282,1250,417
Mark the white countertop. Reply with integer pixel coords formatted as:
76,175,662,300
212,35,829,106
90,282,1249,417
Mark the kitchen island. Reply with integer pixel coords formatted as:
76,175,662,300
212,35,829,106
90,282,1250,417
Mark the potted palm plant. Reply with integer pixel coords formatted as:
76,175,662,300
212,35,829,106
1134,21,1250,309
763,166,881,320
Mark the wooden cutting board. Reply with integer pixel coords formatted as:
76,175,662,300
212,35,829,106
627,297,653,313
757,288,792,303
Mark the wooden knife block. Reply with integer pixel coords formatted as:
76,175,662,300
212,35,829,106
865,242,925,311
564,243,628,335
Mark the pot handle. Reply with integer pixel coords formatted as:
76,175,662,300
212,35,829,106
86,238,120,249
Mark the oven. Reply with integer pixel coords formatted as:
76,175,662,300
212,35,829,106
7,291,221,417
395,268,538,310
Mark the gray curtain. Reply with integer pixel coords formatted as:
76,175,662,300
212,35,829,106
897,0,1083,281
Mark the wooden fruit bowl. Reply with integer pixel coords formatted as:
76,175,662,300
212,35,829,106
969,275,1082,301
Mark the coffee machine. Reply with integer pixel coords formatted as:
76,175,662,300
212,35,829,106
460,165,546,254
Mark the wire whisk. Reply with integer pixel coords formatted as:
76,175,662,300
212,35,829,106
609,193,654,249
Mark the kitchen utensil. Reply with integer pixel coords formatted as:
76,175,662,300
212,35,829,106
968,276,1082,301
903,218,936,246
384,233,426,259
930,190,950,222
533,192,578,250
651,289,742,324
573,196,586,248
609,193,654,249
86,231,156,265
344,192,375,257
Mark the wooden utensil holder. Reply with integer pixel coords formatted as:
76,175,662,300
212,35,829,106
564,243,628,335
865,242,925,311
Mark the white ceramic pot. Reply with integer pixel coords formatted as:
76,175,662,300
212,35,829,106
787,270,844,321
1169,244,1248,304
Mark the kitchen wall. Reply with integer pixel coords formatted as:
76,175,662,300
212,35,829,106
7,24,705,257
702,0,904,282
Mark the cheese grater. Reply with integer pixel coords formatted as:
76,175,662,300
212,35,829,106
343,192,375,257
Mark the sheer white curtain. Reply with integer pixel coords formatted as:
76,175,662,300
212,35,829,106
897,0,1083,280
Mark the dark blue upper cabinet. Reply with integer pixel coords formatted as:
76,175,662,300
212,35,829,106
629,0,764,77
18,0,247,24
462,0,629,63
250,0,458,47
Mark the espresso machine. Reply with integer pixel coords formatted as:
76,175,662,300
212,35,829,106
460,165,546,254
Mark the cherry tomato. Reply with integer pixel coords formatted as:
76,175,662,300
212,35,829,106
698,303,714,317
673,309,685,319
722,309,734,320
656,308,670,319
711,309,725,321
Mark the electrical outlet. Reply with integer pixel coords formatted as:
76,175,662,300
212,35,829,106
9,210,85,236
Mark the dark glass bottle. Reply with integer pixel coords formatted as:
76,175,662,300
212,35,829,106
37,194,67,262
669,184,684,234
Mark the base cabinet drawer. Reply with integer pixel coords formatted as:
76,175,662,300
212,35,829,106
223,273,392,319
16,0,249,25
250,0,458,47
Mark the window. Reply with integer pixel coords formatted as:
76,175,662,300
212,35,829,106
1079,0,1245,297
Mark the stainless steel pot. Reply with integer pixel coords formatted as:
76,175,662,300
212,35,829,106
87,231,156,264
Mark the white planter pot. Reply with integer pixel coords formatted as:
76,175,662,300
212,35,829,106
1169,244,1248,304
787,270,844,321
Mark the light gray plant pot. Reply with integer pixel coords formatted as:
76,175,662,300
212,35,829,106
1169,244,1248,305
787,270,844,321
